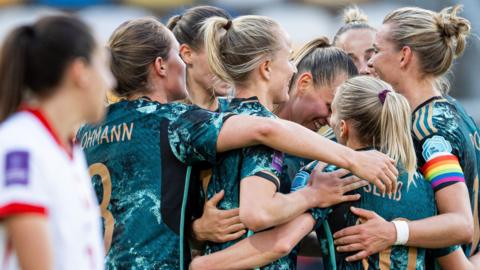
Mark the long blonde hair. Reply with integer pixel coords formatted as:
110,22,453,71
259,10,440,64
332,76,416,183
384,5,471,77
202,15,282,86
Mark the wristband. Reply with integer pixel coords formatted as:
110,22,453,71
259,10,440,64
392,220,409,245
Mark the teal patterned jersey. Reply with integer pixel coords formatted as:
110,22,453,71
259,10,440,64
204,97,284,256
266,126,337,269
217,97,230,112
279,154,312,194
309,158,436,270
411,96,480,256
77,99,226,269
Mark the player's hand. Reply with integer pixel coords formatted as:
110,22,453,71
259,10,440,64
350,150,398,194
333,207,396,262
307,164,368,208
192,190,246,243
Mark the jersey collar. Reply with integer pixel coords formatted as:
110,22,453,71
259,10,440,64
412,96,443,115
22,107,74,159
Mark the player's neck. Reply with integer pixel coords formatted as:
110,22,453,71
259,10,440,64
396,77,441,111
186,77,218,111
274,101,292,121
235,83,274,111
346,139,368,151
35,91,80,152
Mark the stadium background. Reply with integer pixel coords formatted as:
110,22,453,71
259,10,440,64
0,0,478,268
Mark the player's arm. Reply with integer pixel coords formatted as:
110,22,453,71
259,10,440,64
332,132,473,261
168,109,398,194
240,167,365,232
189,213,315,270
217,115,398,194
437,248,475,270
0,149,54,269
5,215,53,270
470,252,480,268
333,184,472,261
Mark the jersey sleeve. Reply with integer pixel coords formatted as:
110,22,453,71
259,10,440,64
240,146,284,191
413,103,465,192
0,148,49,219
168,107,234,165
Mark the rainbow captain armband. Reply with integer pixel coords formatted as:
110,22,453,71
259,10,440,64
420,152,465,191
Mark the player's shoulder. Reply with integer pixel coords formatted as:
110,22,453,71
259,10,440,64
0,112,46,151
412,96,459,141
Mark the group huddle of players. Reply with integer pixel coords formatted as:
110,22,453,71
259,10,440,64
0,3,479,270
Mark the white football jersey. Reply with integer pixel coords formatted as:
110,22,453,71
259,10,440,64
0,110,104,270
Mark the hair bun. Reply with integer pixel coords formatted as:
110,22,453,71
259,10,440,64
436,5,471,56
343,6,368,25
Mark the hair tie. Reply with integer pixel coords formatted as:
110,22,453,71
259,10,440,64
378,89,390,104
224,20,232,31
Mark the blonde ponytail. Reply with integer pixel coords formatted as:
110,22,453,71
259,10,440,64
202,16,232,84
380,90,416,184
202,15,282,87
333,76,416,184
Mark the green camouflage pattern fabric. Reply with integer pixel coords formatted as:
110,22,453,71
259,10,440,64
313,158,436,270
205,97,284,264
412,96,480,256
78,99,226,269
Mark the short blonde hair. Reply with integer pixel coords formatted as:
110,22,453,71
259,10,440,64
384,5,471,77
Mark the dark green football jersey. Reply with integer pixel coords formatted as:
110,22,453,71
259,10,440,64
412,96,480,256
311,159,436,270
204,97,284,258
77,99,227,269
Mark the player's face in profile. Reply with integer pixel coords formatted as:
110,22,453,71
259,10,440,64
337,28,376,76
189,47,231,96
165,32,188,101
292,72,347,132
268,28,296,104
84,46,115,123
368,24,402,86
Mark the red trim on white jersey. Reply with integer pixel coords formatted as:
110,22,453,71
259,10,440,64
0,203,47,219
22,108,73,159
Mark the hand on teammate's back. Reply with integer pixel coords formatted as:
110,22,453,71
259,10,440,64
333,207,396,262
307,164,368,208
350,150,398,194
192,190,247,243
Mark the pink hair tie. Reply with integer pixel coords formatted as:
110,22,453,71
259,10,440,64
378,89,391,104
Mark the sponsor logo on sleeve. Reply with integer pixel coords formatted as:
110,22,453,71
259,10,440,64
5,151,29,186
